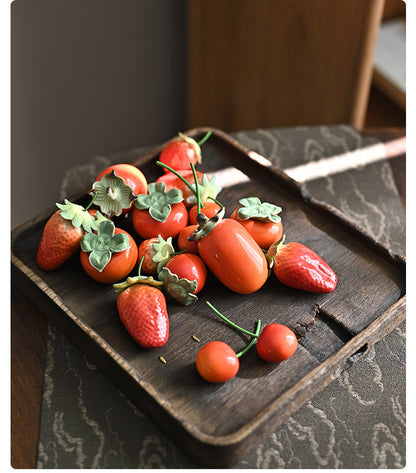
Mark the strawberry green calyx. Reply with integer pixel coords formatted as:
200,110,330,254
151,235,175,273
113,275,164,294
135,182,183,223
185,174,222,206
266,234,286,269
80,220,130,272
91,170,137,217
188,207,225,241
56,199,97,232
237,197,282,223
158,267,198,305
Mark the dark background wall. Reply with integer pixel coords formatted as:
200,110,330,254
11,0,186,229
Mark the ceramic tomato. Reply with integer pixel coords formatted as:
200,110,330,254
256,324,298,362
80,220,138,283
230,197,283,250
92,163,148,217
189,209,268,294
196,341,239,383
164,253,207,294
132,183,188,239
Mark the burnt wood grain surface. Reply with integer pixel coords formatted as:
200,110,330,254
11,127,405,467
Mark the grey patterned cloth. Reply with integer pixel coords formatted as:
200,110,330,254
37,126,406,468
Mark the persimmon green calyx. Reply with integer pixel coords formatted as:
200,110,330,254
91,170,137,217
237,197,282,223
188,207,225,241
158,267,198,306
81,220,130,272
135,182,183,223
56,199,97,232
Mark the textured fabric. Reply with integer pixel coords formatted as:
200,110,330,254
37,126,406,468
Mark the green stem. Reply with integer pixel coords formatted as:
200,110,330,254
190,162,201,214
84,192,97,211
156,161,196,195
207,196,224,208
236,319,261,358
138,256,144,276
197,131,212,146
205,301,259,338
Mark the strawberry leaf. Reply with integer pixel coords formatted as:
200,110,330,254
151,235,175,273
56,199,97,232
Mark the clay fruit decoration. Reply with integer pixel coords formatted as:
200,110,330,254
92,163,148,217
204,301,297,368
189,208,268,294
158,131,211,173
37,199,97,271
267,236,337,293
132,182,188,240
196,317,261,383
137,235,176,275
113,270,169,348
230,197,283,250
80,219,138,284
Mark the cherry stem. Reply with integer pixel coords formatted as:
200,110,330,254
207,196,224,208
236,320,261,358
190,162,202,214
205,301,259,338
156,161,196,195
197,131,212,146
84,192,97,211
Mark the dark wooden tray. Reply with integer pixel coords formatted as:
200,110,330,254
11,127,406,467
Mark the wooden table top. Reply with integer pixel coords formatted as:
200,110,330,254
10,127,405,469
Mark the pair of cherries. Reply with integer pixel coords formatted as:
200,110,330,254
195,302,298,383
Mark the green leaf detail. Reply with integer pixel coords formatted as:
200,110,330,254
134,182,183,223
158,267,198,306
151,235,175,273
80,220,130,272
56,199,96,232
186,174,222,205
237,197,282,223
92,170,136,217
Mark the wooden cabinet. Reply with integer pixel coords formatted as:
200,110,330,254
186,0,385,130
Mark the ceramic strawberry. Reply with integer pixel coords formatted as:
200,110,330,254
37,199,97,271
113,275,169,348
267,236,337,293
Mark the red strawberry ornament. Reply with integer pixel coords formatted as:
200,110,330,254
267,236,337,293
37,199,97,271
114,276,169,348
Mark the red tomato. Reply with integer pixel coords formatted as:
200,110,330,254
188,201,222,225
256,324,297,362
156,170,203,207
230,207,283,250
164,253,207,294
80,228,138,284
196,218,268,294
132,202,188,240
177,225,199,254
96,163,148,197
138,238,159,274
196,341,239,383
158,134,201,173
